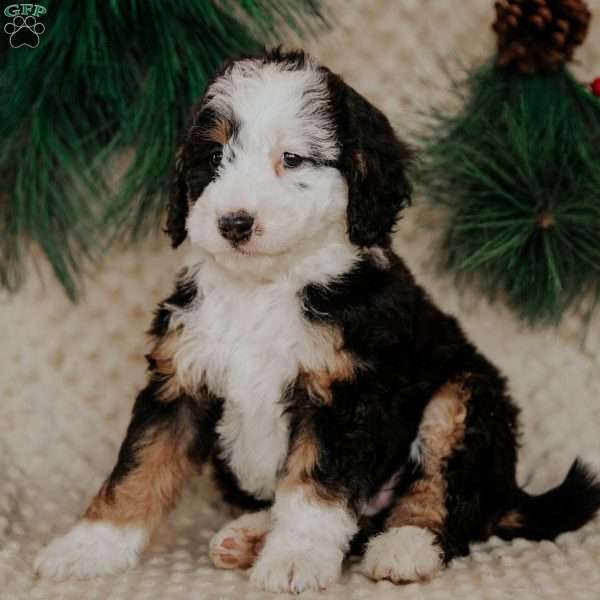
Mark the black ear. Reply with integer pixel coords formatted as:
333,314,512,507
165,145,189,248
332,78,413,247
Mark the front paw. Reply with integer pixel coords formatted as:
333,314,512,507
250,543,342,593
34,520,148,579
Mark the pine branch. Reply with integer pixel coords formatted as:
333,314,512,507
1,0,324,298
419,64,600,325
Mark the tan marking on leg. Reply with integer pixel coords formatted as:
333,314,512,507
284,431,319,485
85,424,197,531
281,429,342,505
418,379,470,475
387,478,448,534
387,378,471,533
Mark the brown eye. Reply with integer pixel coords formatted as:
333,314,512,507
282,152,304,169
210,150,222,168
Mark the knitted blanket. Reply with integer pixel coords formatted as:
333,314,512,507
2,1,600,598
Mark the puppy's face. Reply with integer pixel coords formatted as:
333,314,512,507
184,54,345,271
168,50,412,277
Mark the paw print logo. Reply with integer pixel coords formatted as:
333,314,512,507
4,15,45,48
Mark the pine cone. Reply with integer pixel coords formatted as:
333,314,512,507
493,0,591,74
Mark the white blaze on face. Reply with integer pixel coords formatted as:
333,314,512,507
185,57,350,279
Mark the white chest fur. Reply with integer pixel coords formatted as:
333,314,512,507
172,261,341,500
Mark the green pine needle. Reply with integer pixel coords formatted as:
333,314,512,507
420,63,600,325
0,0,324,298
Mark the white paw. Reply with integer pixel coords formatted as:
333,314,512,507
250,542,342,593
34,520,148,579
360,526,443,583
209,510,270,570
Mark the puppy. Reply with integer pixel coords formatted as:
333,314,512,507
35,49,600,593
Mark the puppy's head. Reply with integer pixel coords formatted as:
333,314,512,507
167,49,411,274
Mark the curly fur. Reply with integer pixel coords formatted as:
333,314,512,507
36,49,600,594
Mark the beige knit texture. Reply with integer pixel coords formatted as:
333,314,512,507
2,1,600,598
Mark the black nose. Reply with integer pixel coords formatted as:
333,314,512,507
218,211,255,244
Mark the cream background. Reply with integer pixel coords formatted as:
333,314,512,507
2,1,600,598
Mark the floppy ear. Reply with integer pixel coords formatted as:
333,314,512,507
335,81,413,247
165,145,189,248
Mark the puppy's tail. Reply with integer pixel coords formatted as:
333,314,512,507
495,459,600,541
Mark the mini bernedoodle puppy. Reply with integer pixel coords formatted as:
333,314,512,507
35,49,600,593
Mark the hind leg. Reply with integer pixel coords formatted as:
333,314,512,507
361,378,468,583
361,374,519,583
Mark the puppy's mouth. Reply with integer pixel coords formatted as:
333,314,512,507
230,245,286,258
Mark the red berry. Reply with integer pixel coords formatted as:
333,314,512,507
592,78,600,97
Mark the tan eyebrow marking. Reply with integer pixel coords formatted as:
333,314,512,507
190,115,233,145
208,118,232,145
